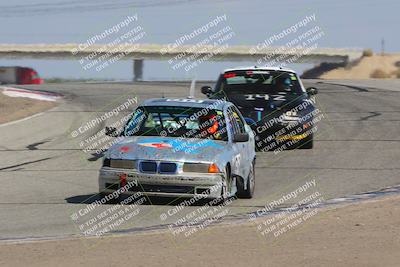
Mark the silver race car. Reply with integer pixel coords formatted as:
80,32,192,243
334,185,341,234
99,98,256,202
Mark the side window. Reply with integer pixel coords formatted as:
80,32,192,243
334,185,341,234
230,106,246,134
213,76,227,99
124,108,145,135
227,107,240,136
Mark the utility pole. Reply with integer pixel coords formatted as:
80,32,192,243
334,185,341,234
381,38,385,56
133,59,143,81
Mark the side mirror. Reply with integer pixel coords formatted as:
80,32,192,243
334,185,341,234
201,86,212,96
306,87,318,96
105,126,118,137
233,133,249,143
244,117,256,126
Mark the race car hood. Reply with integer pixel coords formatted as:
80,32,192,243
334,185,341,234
106,136,227,162
225,92,307,111
225,92,314,123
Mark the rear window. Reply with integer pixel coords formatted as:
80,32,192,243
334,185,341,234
217,70,303,94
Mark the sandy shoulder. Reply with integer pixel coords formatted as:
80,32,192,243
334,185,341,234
321,54,400,79
0,93,56,124
1,195,399,267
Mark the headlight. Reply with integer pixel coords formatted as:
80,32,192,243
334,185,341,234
183,163,221,173
208,163,221,173
103,158,137,169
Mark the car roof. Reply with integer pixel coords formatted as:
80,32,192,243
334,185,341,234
222,66,296,74
141,98,231,110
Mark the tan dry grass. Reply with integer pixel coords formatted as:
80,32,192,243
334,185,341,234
0,93,56,124
321,54,400,79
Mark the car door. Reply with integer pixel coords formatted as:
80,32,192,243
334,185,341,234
226,106,249,179
232,105,254,174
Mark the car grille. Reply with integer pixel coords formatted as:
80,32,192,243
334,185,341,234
138,161,178,174
159,162,177,174
140,161,158,173
183,163,209,173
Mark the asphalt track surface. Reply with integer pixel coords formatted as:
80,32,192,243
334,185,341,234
1,80,399,241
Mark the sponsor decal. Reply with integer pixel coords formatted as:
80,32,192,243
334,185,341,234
119,146,131,152
137,137,223,154
139,142,173,149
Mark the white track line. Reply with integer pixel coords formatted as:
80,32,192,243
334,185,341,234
0,105,62,128
0,86,62,127
0,111,46,128
1,86,62,101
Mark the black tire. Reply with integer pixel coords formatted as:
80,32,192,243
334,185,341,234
99,192,121,204
299,133,313,149
236,160,255,199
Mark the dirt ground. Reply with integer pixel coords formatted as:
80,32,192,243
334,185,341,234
0,93,56,124
0,195,399,267
321,54,400,79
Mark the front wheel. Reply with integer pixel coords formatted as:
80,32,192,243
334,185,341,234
236,161,255,199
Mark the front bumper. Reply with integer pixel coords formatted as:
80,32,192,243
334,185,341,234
99,167,224,199
251,119,315,151
276,133,309,141
253,119,313,140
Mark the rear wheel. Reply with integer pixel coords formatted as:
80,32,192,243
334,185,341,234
236,161,255,199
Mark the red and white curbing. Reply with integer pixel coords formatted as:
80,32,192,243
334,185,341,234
1,86,62,102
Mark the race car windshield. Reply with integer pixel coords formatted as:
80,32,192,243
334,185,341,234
123,106,228,141
216,71,303,95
